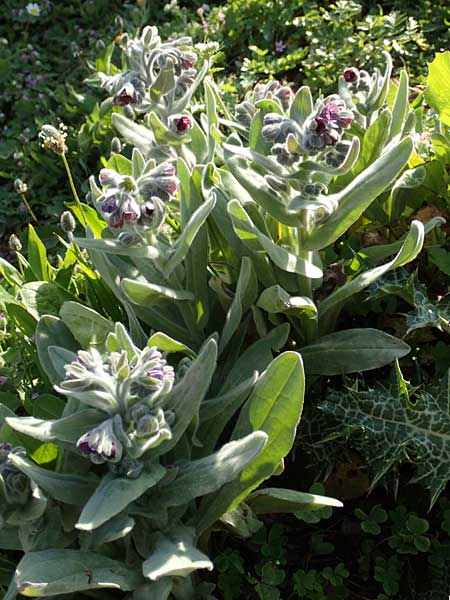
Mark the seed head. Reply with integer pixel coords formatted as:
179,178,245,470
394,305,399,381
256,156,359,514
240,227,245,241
60,210,76,233
39,124,67,155
8,234,22,252
14,178,28,195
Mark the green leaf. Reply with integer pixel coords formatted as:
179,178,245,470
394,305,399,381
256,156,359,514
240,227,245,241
13,549,143,596
142,526,213,581
27,225,50,282
112,113,153,155
106,154,133,176
20,282,74,320
228,200,322,279
301,328,410,375
220,257,258,352
318,220,424,323
122,279,194,306
257,285,317,319
35,316,79,384
425,52,450,127
150,432,267,507
77,465,166,531
197,351,304,533
8,454,98,506
388,70,409,142
59,302,114,349
162,195,215,277
304,137,413,250
246,487,342,514
32,394,65,420
66,203,107,238
147,332,195,356
290,86,313,126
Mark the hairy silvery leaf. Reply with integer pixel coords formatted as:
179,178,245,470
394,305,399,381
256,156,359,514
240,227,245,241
13,549,143,596
77,464,166,531
246,487,343,514
142,526,213,580
300,328,410,375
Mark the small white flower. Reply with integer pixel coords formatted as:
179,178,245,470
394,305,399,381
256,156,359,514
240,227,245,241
26,3,41,16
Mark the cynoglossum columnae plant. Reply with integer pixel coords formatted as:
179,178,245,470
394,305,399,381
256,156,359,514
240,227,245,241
1,317,341,599
73,32,444,377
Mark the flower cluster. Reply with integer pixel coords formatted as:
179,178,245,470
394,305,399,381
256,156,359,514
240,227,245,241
235,80,293,127
259,93,353,167
56,338,176,464
39,123,68,155
101,26,200,114
95,162,179,230
0,443,47,528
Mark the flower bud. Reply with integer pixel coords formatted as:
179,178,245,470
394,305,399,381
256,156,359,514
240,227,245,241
115,15,124,31
118,231,135,246
60,210,76,233
235,101,257,128
8,234,22,252
96,39,106,51
111,136,122,154
343,67,359,83
172,115,192,134
14,178,28,194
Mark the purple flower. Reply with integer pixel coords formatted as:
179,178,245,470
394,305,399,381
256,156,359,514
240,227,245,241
101,195,118,214
77,417,123,464
275,40,286,54
174,115,192,133
114,83,138,106
343,67,359,83
0,376,8,385
217,11,225,21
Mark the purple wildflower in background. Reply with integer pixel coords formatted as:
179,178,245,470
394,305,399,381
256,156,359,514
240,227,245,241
275,40,286,54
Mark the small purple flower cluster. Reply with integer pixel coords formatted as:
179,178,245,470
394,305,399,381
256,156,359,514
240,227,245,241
302,95,353,152
97,163,179,230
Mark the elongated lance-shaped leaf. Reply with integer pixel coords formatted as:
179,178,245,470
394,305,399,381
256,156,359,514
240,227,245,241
224,142,287,177
197,351,304,534
224,146,300,227
321,368,450,507
13,549,143,596
112,113,154,155
74,236,159,259
6,410,105,445
285,136,360,178
220,257,258,353
300,328,410,375
152,338,217,459
228,199,322,279
162,195,215,278
318,220,424,322
388,70,409,142
60,302,114,349
8,454,98,506
148,431,267,508
289,86,313,126
178,160,211,329
303,136,413,251
121,279,194,305
77,465,166,531
35,316,79,385
246,487,343,514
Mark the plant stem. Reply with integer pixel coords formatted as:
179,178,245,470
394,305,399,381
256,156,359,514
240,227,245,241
20,192,38,222
297,210,318,344
61,153,87,226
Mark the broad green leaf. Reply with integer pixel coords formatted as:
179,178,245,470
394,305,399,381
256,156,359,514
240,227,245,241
318,220,424,321
106,153,133,176
425,52,450,127
74,236,159,259
220,257,258,352
66,203,107,238
14,549,143,596
20,282,74,320
122,279,194,305
132,581,172,600
60,302,114,348
147,332,195,356
8,454,98,505
85,513,135,548
4,304,36,337
142,526,213,581
301,328,410,375
77,465,166,531
0,257,23,287
228,199,322,279
151,432,267,507
197,351,304,533
30,443,58,465
35,316,79,384
32,394,65,420
246,488,343,514
304,137,413,250
257,285,317,319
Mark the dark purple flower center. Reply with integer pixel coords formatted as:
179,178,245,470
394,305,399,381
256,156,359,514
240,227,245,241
101,197,118,214
114,89,137,107
175,116,192,132
343,67,359,83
